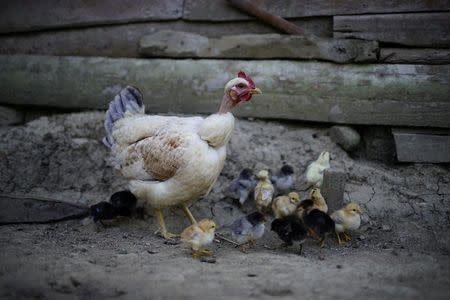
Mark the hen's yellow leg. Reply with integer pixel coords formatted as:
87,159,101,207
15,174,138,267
336,232,346,245
154,208,179,240
180,204,197,224
342,232,352,241
318,238,326,248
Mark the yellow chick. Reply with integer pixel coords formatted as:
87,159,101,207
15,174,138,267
305,151,330,187
272,192,300,218
295,187,328,221
330,203,362,245
181,219,217,258
254,170,274,213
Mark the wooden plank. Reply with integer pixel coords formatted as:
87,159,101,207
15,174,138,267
0,19,332,58
392,129,450,163
0,0,183,34
139,31,378,63
0,55,448,127
183,0,450,21
334,13,450,48
380,48,450,64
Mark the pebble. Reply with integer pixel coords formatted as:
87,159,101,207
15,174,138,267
118,249,128,255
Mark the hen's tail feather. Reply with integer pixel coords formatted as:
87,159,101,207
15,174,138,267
103,86,145,148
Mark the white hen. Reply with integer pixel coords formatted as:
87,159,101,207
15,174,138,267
103,71,262,239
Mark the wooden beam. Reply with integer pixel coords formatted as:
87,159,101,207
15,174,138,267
0,19,332,58
0,55,448,127
392,129,450,163
0,0,183,34
139,31,378,63
380,48,450,64
183,0,450,21
334,13,450,48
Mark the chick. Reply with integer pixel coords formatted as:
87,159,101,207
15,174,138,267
271,215,307,255
330,203,362,245
229,168,255,206
90,201,119,223
230,211,266,253
300,199,335,248
295,187,328,220
254,170,274,213
272,192,300,219
181,219,217,258
305,151,330,188
271,164,294,196
109,190,137,217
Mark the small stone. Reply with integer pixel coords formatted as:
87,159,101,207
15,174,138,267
147,250,158,254
200,256,216,263
382,224,391,231
118,249,128,255
330,126,361,151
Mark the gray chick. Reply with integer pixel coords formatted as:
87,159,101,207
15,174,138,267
231,211,266,253
271,164,294,196
229,168,255,205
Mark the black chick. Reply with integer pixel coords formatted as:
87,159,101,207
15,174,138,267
109,190,137,217
271,215,307,255
270,164,294,196
300,199,335,248
90,201,119,223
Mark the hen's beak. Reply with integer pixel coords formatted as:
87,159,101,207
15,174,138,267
249,88,262,95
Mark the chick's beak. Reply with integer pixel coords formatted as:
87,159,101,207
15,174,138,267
249,88,262,95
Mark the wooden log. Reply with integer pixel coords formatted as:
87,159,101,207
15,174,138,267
0,0,183,34
226,0,305,35
0,19,332,58
139,31,378,63
334,13,450,48
0,55,449,128
380,48,450,64
183,0,450,21
392,129,450,163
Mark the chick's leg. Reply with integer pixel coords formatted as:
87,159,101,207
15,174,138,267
318,237,326,248
154,208,179,240
342,232,352,241
197,249,213,255
180,204,197,224
336,232,346,245
307,226,320,240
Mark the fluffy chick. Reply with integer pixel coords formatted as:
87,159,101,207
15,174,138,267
271,215,307,255
300,199,335,248
330,203,362,245
272,192,300,219
271,164,294,195
90,201,119,223
305,151,330,188
181,219,217,258
231,211,266,253
254,170,274,213
109,190,137,217
295,187,328,219
229,168,255,206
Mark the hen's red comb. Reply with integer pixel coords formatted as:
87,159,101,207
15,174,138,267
238,71,255,88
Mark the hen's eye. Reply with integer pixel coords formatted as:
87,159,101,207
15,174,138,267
237,83,245,88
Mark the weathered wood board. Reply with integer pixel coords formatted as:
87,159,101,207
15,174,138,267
392,129,450,163
0,19,332,58
0,0,183,34
0,195,89,224
184,0,450,21
334,13,450,48
0,55,449,127
380,48,450,64
139,31,378,63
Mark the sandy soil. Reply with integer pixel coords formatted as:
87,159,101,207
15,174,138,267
0,112,449,299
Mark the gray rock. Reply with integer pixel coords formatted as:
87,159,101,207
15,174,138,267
139,30,378,63
321,169,347,213
330,125,361,151
0,105,24,126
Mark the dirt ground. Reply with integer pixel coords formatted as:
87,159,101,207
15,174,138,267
0,112,449,299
